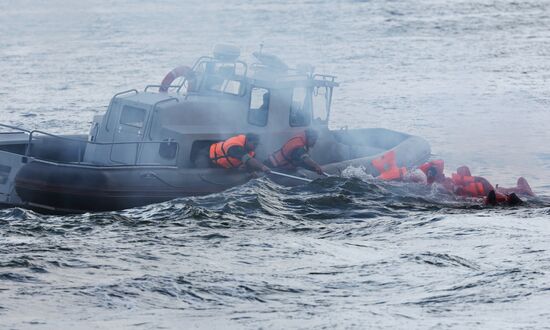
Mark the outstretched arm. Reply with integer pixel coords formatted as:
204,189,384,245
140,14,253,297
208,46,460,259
291,148,323,175
227,146,270,173
243,155,270,173
302,155,323,175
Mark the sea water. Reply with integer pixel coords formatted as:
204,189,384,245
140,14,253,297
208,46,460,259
1,0,549,328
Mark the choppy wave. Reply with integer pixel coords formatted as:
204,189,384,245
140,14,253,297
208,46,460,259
1,177,549,327
1,0,550,328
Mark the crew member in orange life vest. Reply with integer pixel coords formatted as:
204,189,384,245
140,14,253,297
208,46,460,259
210,133,271,173
265,129,324,175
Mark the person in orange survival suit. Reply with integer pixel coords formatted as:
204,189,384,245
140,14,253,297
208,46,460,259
418,160,535,205
264,128,324,175
210,133,271,174
371,150,408,181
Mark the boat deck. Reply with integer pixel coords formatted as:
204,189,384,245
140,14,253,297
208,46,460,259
0,132,29,146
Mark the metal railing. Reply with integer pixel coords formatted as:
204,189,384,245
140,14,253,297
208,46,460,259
0,124,32,134
144,84,181,93
24,130,180,167
104,89,139,132
313,74,339,87
147,97,179,141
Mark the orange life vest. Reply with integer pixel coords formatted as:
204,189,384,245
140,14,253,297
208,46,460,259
461,181,486,197
419,159,445,184
378,166,408,180
372,150,407,180
209,135,255,169
419,160,444,177
451,173,475,186
451,171,493,198
268,132,308,169
372,150,396,174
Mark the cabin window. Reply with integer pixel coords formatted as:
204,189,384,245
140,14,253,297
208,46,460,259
312,86,330,123
223,80,242,95
159,138,177,160
120,105,146,128
200,64,243,96
204,77,243,96
248,87,270,126
290,87,311,127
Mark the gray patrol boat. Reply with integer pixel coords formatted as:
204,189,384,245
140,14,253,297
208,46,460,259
0,45,430,213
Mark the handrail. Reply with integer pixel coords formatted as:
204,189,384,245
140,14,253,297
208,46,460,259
313,73,337,80
25,130,180,166
113,89,139,97
108,140,180,166
176,80,190,95
0,124,32,134
188,57,249,94
313,74,339,87
314,82,335,124
144,84,182,93
236,60,248,78
144,84,161,92
105,89,139,132
191,56,213,71
192,56,247,74
147,97,179,141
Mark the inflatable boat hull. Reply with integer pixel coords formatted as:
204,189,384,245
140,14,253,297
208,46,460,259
11,128,430,213
14,162,252,213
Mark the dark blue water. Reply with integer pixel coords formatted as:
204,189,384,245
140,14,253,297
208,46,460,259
1,0,550,328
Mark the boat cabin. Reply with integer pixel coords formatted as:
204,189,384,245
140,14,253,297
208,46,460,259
83,45,339,168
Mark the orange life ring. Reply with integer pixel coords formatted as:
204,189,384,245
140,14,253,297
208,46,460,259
159,66,195,93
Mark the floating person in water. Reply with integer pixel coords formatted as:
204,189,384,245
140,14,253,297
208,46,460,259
265,128,324,175
407,159,533,205
418,160,534,205
370,152,534,205
209,133,271,173
370,150,408,181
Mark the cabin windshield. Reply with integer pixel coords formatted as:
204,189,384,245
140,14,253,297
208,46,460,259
248,87,270,126
195,60,247,96
203,76,243,95
290,87,312,127
312,86,332,123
